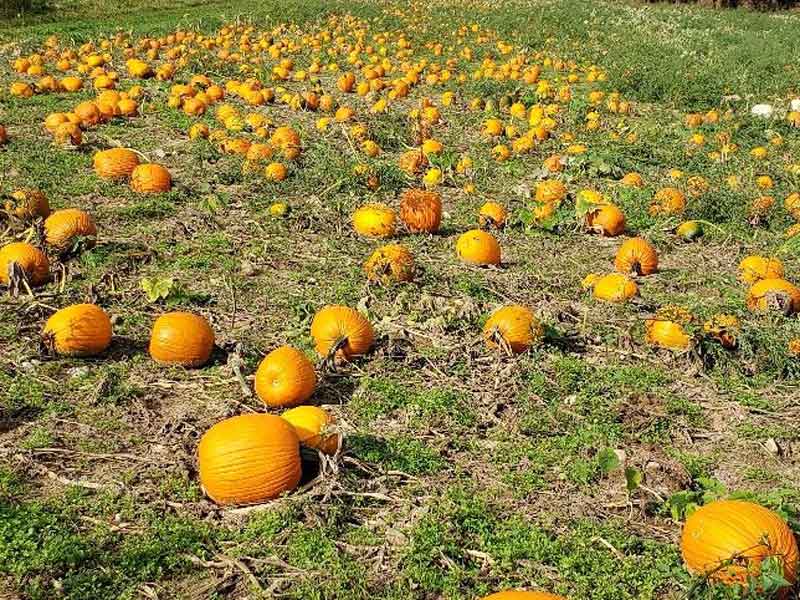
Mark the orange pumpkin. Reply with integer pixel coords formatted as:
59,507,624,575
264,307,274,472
74,101,102,127
399,189,442,233
198,413,301,506
93,148,140,180
310,305,374,361
739,256,784,285
149,312,215,367
586,204,625,236
592,273,638,303
482,592,565,600
53,122,82,146
5,189,50,220
645,319,691,351
281,406,339,455
650,187,686,216
681,500,799,591
42,303,112,357
254,346,317,407
352,203,396,238
615,238,658,276
746,278,800,315
456,230,501,266
535,180,567,205
483,305,544,353
130,163,172,193
44,209,97,250
0,242,49,287
478,202,507,229
364,244,415,283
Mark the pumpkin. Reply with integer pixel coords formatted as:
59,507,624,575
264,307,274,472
592,273,638,303
586,204,625,236
5,189,50,220
310,305,374,360
676,220,703,241
739,256,784,285
264,162,288,181
645,319,691,351
198,413,301,506
54,122,82,146
650,187,686,216
42,303,112,357
535,180,567,205
398,149,427,175
681,500,799,591
482,592,565,600
615,238,658,276
352,203,396,238
456,229,501,266
399,189,442,233
254,346,317,407
74,101,102,127
483,305,544,353
478,202,507,229
785,192,800,221
269,126,301,151
131,163,172,193
44,209,97,251
620,172,644,188
93,148,140,180
281,406,340,455
0,242,49,287
703,314,740,349
149,312,215,367
364,244,415,283
746,279,800,315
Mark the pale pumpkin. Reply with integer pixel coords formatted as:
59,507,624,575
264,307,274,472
364,244,415,283
281,405,340,455
42,303,112,357
198,413,301,506
483,305,544,353
254,346,317,407
738,256,784,285
149,312,215,367
352,203,396,238
310,305,374,360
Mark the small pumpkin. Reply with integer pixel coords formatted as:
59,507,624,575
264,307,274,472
364,244,415,283
281,405,340,455
149,312,215,367
42,303,112,357
93,148,140,180
592,273,638,303
645,318,691,351
198,413,301,506
738,256,784,285
483,305,544,353
535,180,567,205
650,187,686,216
478,202,507,229
74,101,102,127
399,189,442,233
4,189,50,220
615,238,658,276
676,220,703,241
130,163,172,193
482,592,565,600
53,122,82,146
352,203,396,238
681,500,799,591
586,204,625,236
254,346,317,407
310,305,374,361
620,172,644,188
0,242,49,287
746,278,800,315
456,229,501,266
44,209,97,251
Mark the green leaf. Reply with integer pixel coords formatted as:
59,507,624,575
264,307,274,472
624,466,642,493
140,277,175,303
597,448,620,475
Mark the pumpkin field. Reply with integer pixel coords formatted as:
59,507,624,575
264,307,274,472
2,0,800,598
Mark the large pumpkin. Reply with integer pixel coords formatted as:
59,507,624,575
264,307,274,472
44,209,97,250
310,305,374,360
254,346,317,407
681,500,799,591
739,256,784,285
399,189,442,233
149,312,215,367
93,148,140,180
131,163,172,193
0,242,49,286
198,413,301,506
615,238,658,276
456,230,501,266
42,303,112,357
483,305,544,353
746,279,800,315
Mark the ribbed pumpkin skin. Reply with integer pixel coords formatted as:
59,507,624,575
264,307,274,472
0,242,49,286
131,163,172,193
6,189,50,220
483,305,543,353
482,592,565,600
149,312,215,367
310,305,374,360
352,204,396,238
42,304,112,356
645,319,691,351
739,256,784,285
746,278,800,315
93,148,140,180
456,230,501,266
587,204,625,236
281,406,339,455
593,273,638,302
198,414,301,506
254,346,317,407
399,189,442,233
44,209,97,250
615,238,658,276
681,500,799,589
364,244,415,283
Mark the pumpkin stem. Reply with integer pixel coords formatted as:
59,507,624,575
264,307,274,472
323,336,349,372
489,327,513,357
